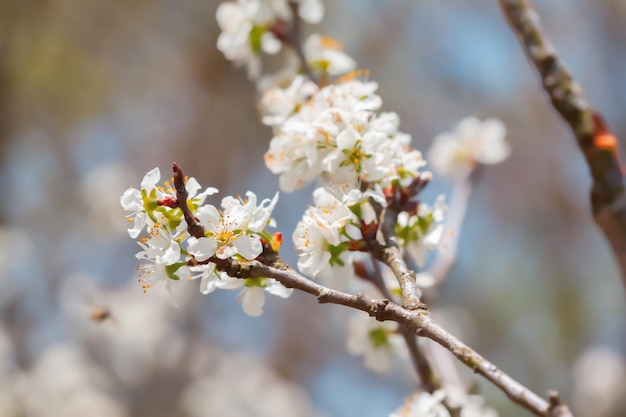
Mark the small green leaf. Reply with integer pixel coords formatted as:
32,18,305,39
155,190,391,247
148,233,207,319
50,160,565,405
165,262,188,280
249,26,265,54
245,277,265,288
369,327,391,349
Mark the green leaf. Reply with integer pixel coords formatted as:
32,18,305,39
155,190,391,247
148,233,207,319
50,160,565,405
165,262,188,281
369,327,391,349
245,277,266,288
249,26,265,54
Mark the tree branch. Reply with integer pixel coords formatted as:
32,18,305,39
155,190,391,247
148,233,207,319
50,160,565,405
217,256,570,417
498,0,626,292
172,162,205,239
272,2,316,83
373,173,432,310
173,162,573,416
369,258,441,393
429,168,477,288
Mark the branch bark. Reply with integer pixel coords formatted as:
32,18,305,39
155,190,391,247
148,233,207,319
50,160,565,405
369,258,441,393
216,256,570,417
173,162,573,416
373,173,432,310
498,0,626,292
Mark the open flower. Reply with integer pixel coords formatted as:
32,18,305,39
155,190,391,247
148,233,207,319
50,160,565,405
216,0,282,79
135,223,190,301
396,195,447,267
195,204,262,260
236,278,293,317
120,167,217,238
389,391,450,417
428,117,510,181
304,34,356,76
346,311,408,374
293,188,359,277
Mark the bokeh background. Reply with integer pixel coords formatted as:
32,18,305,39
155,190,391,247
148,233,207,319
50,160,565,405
0,1,625,416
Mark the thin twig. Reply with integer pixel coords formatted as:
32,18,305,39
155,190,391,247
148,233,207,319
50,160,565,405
275,2,316,83
499,0,626,293
429,168,477,287
172,162,205,239
369,258,441,393
373,174,432,310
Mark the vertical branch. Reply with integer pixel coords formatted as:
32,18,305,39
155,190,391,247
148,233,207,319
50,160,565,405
429,169,477,287
498,0,626,292
369,259,441,393
272,2,316,83
172,162,205,239
373,173,432,310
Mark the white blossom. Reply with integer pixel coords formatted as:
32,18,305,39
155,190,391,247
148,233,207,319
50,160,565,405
237,278,293,316
216,0,324,79
346,311,408,374
261,75,319,127
120,167,217,238
397,195,447,267
135,223,189,299
293,187,359,277
304,34,356,76
216,0,282,79
428,117,510,181
389,391,449,417
265,77,427,192
459,395,499,417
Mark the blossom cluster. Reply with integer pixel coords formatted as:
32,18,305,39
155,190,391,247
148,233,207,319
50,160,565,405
263,76,424,193
216,0,357,80
121,167,290,316
213,0,510,378
207,0,513,399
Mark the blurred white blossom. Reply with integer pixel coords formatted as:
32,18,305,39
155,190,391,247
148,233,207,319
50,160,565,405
428,117,510,181
81,162,136,237
572,345,626,417
15,344,129,417
216,0,324,79
346,311,408,374
304,34,356,77
390,391,449,417
181,351,321,417
396,195,447,267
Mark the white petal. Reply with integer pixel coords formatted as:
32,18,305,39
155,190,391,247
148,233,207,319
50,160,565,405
241,287,265,317
415,272,436,288
216,275,244,290
199,265,218,294
424,224,444,249
120,188,142,211
216,2,243,30
187,237,217,262
336,127,359,150
234,236,263,260
140,167,160,191
298,0,324,24
195,205,221,230
128,212,148,238
261,33,282,54
161,240,182,265
264,279,293,298
186,177,201,198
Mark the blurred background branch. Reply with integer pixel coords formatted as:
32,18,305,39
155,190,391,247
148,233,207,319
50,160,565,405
499,0,626,294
